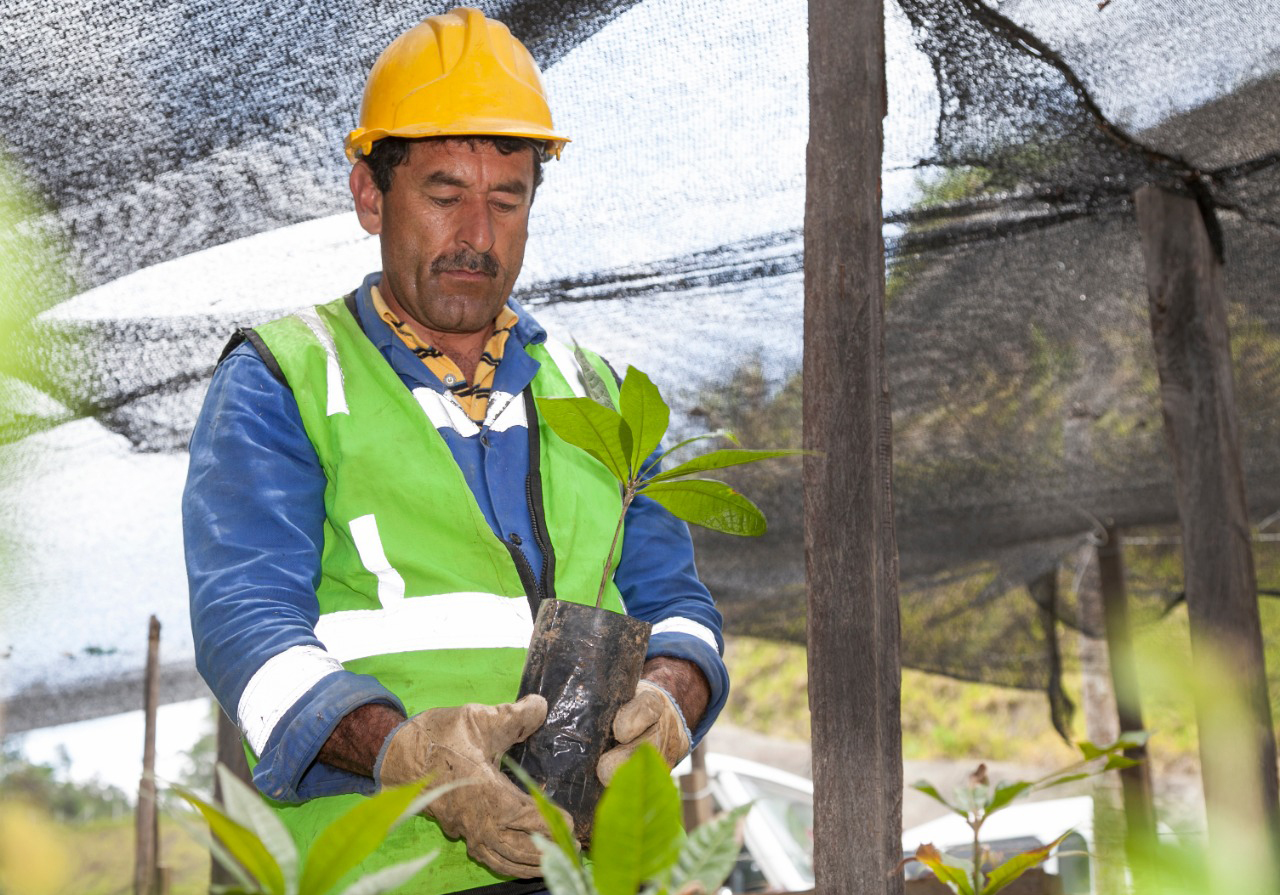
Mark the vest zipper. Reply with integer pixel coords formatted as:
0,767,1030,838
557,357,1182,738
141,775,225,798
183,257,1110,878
504,537,543,621
522,389,557,617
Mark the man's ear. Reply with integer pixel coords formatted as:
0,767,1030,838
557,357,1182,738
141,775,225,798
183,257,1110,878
350,162,384,235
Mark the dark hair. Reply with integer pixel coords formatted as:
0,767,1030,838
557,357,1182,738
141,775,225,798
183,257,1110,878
360,135,547,196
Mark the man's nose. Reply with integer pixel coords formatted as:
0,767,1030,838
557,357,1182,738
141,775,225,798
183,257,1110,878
457,200,496,254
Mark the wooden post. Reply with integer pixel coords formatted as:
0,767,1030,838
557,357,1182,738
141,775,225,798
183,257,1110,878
1096,527,1158,864
805,0,901,893
211,706,253,890
134,615,161,895
1136,185,1280,847
680,742,714,832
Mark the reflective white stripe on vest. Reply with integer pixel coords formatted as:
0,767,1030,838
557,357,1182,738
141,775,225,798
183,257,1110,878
414,388,481,437
295,308,348,416
315,592,534,663
412,388,529,437
349,514,405,607
485,390,527,432
238,644,344,754
651,617,720,652
542,339,587,397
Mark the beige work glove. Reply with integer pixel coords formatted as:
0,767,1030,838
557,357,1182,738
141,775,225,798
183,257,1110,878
374,694,567,879
597,680,692,785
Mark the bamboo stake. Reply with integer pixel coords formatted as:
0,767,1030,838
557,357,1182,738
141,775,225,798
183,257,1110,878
134,615,161,895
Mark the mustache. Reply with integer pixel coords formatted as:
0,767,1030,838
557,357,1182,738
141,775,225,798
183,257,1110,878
431,249,499,278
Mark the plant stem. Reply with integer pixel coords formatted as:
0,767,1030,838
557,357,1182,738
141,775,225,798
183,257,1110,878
595,483,637,609
972,817,983,895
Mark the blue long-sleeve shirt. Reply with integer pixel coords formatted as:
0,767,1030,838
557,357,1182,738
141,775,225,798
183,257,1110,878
183,272,728,802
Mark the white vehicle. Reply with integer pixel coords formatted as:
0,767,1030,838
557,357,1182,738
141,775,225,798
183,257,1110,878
676,753,815,893
680,757,1108,894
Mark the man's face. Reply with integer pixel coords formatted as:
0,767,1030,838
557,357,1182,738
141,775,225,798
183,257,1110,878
351,139,535,336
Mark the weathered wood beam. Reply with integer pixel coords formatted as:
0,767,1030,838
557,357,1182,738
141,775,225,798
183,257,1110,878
1136,184,1280,848
1096,527,1158,864
805,0,902,893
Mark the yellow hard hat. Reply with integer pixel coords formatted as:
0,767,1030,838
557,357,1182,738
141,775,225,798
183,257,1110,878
344,7,569,163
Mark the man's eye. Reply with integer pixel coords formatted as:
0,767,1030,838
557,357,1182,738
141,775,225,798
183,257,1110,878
430,195,460,207
491,201,518,213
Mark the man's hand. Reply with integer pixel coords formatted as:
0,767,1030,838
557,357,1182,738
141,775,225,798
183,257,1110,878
597,657,710,785
375,695,568,879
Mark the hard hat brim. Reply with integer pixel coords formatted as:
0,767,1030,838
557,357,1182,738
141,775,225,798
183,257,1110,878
345,123,570,163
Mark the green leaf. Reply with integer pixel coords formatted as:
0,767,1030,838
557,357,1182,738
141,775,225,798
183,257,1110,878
980,831,1071,895
216,765,299,893
909,781,967,818
591,744,685,895
1113,730,1150,750
299,781,448,895
640,479,766,536
671,804,752,895
536,833,598,895
536,395,631,482
912,844,976,895
573,343,616,411
172,804,262,893
1039,772,1092,790
173,784,287,895
985,781,1033,815
335,852,437,895
1076,740,1106,761
618,367,670,475
505,757,580,863
1103,754,1140,771
646,449,802,485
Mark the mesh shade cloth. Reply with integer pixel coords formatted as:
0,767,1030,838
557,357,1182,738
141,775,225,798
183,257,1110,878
1,0,1278,731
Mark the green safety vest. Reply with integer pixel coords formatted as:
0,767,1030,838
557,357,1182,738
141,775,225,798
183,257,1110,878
251,296,625,894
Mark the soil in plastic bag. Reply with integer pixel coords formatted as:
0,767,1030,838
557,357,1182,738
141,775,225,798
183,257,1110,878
508,599,651,841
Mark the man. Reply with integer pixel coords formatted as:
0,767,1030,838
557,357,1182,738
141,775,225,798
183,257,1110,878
183,8,728,895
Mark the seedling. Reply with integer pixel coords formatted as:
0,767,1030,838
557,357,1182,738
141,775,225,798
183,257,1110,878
170,764,451,895
905,731,1149,895
509,744,751,895
537,355,802,607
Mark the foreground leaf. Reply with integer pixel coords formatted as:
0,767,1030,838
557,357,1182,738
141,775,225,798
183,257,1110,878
173,784,286,895
909,781,967,818
980,831,1071,895
172,803,260,893
912,844,976,895
672,804,752,895
646,449,802,484
506,758,580,863
336,851,437,895
640,479,766,536
574,343,616,411
537,396,630,482
299,781,450,895
591,744,684,895
986,781,1032,815
618,367,670,475
217,766,299,893
537,834,598,895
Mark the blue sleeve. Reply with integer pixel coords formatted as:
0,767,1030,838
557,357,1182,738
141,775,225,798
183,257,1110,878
613,449,729,747
183,342,404,803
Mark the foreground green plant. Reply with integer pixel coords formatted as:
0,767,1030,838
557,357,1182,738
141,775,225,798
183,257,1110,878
539,357,801,607
509,744,750,895
171,763,447,895
905,731,1148,895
